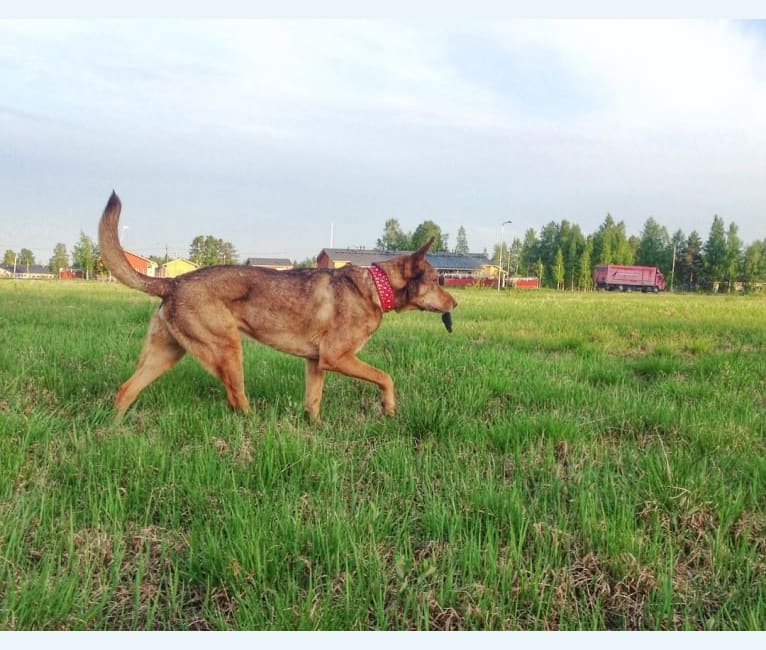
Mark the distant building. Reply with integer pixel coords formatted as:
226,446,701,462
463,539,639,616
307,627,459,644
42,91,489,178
58,267,85,280
0,264,55,280
158,259,198,278
509,276,540,289
316,248,493,286
245,257,294,271
122,251,157,277
316,248,390,270
424,252,496,286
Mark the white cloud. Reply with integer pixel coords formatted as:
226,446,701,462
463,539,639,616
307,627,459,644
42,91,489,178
1,19,765,262
498,20,766,130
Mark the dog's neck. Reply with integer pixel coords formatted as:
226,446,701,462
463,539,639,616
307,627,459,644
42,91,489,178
369,264,396,312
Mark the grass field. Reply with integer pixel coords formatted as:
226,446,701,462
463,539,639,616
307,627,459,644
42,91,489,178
1,281,764,630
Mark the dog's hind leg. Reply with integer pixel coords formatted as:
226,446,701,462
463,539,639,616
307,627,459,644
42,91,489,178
115,312,185,419
304,358,326,422
320,353,395,416
173,326,251,413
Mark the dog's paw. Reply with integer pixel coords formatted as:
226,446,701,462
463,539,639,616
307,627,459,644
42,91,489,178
381,398,396,417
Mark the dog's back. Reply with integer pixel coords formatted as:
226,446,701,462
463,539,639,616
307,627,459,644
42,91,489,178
164,263,381,360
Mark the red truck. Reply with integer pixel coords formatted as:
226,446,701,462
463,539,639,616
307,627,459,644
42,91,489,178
593,264,666,292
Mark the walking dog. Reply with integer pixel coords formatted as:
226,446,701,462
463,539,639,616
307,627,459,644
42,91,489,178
98,192,457,421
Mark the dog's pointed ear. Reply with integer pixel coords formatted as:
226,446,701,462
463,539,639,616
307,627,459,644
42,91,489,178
414,237,434,259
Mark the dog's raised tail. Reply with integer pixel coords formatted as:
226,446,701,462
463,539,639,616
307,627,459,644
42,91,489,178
98,191,172,298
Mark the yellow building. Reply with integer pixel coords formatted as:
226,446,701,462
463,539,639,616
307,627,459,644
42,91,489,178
159,259,198,278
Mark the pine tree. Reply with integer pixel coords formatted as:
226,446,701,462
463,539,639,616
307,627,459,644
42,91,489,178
679,231,704,291
520,228,539,276
454,226,469,255
703,216,728,291
636,217,670,270
725,223,742,292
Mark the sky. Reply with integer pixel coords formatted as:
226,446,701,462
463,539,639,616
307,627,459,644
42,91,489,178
2,18,766,264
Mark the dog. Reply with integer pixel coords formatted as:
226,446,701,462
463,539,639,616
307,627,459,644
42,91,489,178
98,192,457,421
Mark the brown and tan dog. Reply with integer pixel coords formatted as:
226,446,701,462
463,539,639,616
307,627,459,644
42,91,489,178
98,192,457,421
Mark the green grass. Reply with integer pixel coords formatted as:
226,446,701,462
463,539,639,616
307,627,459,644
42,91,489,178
1,281,765,630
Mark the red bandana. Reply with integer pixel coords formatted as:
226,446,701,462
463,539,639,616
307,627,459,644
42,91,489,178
369,264,396,312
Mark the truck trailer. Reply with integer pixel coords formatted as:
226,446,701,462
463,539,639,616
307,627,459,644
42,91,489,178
593,264,666,292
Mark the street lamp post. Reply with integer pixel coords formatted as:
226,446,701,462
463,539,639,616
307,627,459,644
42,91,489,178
670,243,677,292
497,220,512,292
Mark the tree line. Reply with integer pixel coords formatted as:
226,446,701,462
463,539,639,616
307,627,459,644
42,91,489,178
501,213,765,292
3,236,99,278
3,232,239,279
6,212,765,292
376,218,470,254
377,213,766,292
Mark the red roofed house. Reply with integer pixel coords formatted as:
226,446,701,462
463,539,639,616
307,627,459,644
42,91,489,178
122,251,157,277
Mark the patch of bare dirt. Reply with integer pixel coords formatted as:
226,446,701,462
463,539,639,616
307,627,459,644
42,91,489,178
547,551,657,630
69,524,234,630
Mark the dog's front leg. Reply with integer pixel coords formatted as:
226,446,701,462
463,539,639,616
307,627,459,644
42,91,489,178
321,353,395,416
304,358,326,422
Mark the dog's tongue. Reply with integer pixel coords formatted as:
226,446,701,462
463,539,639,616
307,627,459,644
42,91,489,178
441,311,453,333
